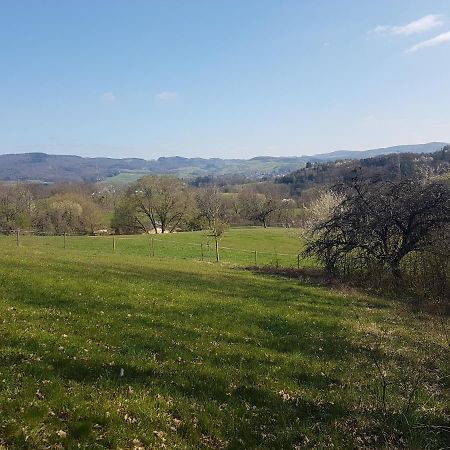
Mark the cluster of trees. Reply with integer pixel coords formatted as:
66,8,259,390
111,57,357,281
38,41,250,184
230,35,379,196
0,177,300,235
0,183,106,234
111,176,298,234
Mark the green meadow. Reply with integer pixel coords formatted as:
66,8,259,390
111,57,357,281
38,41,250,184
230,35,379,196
0,228,306,268
0,229,448,449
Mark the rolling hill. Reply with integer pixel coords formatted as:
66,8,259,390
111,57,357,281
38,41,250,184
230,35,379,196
0,142,447,183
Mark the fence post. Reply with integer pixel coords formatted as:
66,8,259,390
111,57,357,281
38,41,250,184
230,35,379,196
254,250,258,265
151,238,155,257
16,229,20,247
215,238,220,263
113,235,116,253
201,242,204,261
64,232,66,249
297,254,300,269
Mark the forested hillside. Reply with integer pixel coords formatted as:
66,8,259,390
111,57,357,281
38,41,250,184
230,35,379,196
278,146,450,194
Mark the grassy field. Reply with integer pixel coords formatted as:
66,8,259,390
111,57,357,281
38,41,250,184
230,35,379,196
99,171,153,185
0,228,307,268
0,232,448,449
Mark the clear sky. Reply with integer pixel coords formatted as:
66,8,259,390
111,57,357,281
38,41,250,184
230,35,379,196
1,0,449,160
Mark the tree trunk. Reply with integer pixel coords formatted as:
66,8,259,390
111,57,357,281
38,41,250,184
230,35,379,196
390,261,402,279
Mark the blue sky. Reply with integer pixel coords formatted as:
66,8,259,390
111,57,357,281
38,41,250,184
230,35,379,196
1,0,449,159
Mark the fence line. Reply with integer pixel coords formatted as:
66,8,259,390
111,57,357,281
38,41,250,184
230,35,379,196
0,229,304,269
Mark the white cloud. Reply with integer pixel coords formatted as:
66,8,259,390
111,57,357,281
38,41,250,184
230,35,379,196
100,92,116,103
406,30,450,52
155,91,178,102
374,14,444,36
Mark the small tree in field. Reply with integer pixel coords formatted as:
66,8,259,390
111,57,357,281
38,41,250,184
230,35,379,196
305,178,450,278
210,218,228,262
196,186,229,262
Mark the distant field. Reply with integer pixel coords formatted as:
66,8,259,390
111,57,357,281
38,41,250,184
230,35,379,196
0,227,307,268
0,238,448,449
98,161,307,184
99,171,152,185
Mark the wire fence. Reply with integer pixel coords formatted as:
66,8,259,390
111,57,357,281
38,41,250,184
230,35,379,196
0,229,306,269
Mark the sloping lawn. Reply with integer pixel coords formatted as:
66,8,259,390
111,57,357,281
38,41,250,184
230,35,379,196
0,245,448,449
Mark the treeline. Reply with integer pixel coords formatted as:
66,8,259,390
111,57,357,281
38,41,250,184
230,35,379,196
112,177,298,233
0,182,107,234
0,178,300,235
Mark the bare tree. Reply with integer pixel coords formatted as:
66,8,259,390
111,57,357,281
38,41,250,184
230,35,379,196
128,176,192,233
0,184,34,232
196,186,228,227
196,186,229,262
238,188,278,228
305,178,450,277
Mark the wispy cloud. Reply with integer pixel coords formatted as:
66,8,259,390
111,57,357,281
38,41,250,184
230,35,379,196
100,92,116,104
155,91,178,102
374,14,444,36
406,30,450,53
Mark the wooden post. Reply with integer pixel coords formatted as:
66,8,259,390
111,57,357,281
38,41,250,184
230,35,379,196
16,229,20,247
151,238,155,257
297,254,300,269
254,250,257,265
200,242,204,261
215,238,220,263
63,232,66,249
113,235,116,253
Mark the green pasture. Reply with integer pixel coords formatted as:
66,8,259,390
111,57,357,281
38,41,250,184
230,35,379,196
0,227,307,268
0,230,448,449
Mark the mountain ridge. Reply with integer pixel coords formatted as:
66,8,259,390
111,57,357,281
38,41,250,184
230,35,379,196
0,142,447,183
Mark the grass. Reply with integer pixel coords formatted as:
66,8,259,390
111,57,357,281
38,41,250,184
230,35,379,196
0,228,307,268
98,171,153,185
0,234,448,449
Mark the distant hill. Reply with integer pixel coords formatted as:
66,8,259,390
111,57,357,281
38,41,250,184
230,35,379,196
0,142,447,183
278,146,450,194
308,142,448,162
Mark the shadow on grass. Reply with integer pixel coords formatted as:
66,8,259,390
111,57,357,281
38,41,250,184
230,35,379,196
1,251,447,449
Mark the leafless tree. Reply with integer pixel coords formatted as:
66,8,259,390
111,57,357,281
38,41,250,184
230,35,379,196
238,187,278,228
196,186,229,227
128,176,192,233
305,178,450,277
0,184,34,232
196,186,230,261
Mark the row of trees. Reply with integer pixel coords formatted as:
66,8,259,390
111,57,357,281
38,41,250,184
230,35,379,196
111,176,298,234
0,177,299,235
0,184,105,234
